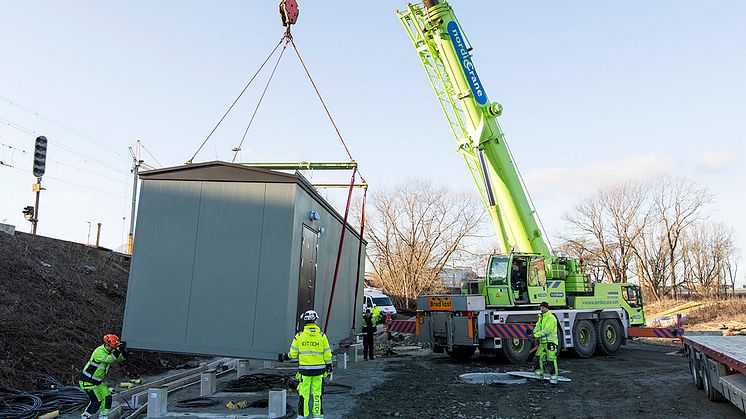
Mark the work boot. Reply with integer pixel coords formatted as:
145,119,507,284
534,370,544,379
550,375,558,384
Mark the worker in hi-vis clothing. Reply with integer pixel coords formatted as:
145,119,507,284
371,304,381,324
533,302,559,384
288,310,333,419
79,334,126,418
361,307,378,361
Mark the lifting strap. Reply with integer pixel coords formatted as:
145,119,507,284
324,168,357,334
350,187,367,333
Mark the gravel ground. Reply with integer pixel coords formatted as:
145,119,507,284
57,341,742,418
346,342,742,419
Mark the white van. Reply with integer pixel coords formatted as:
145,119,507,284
363,288,397,321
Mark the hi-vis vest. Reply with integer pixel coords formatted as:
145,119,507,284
533,312,559,345
289,323,332,374
80,345,124,385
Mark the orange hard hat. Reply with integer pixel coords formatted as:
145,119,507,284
103,334,120,348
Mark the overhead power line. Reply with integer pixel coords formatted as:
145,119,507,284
0,95,130,158
3,164,129,200
0,141,128,185
139,143,162,168
0,116,129,175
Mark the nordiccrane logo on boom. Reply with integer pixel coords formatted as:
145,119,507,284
447,20,487,105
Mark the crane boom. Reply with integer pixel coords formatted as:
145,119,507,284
397,1,549,257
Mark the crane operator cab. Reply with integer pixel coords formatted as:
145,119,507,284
484,254,556,307
510,259,529,303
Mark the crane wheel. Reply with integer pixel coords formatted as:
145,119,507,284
571,320,597,358
595,319,623,355
498,338,532,365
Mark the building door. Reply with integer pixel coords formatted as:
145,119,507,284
296,225,319,332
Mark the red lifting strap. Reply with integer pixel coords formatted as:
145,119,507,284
350,188,367,332
324,168,357,334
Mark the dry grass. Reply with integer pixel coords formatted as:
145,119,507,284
645,297,746,330
686,299,746,328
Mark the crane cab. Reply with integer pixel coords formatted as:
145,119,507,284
482,254,567,308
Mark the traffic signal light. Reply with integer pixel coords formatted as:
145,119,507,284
33,136,47,178
22,206,35,221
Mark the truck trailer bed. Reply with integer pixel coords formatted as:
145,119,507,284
684,336,746,375
684,335,746,413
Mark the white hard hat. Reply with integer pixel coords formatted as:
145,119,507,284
301,310,319,322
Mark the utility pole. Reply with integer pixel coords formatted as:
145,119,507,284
87,221,92,245
95,222,102,248
127,140,142,254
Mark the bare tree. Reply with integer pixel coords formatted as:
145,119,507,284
631,223,669,302
361,179,483,308
684,223,736,296
653,177,713,298
561,182,649,283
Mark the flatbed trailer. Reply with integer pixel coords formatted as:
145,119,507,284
684,335,746,413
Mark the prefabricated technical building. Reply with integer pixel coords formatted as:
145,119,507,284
121,161,365,360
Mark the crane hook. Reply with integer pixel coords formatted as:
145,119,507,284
279,0,299,39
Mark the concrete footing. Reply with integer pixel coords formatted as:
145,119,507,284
147,387,168,418
348,343,362,362
200,370,216,396
338,353,348,370
237,359,250,378
263,360,275,369
268,389,287,418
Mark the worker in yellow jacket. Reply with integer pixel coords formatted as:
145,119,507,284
289,310,333,419
533,302,559,384
79,334,126,418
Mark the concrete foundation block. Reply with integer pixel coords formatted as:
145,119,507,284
263,360,275,369
237,359,251,378
200,370,216,396
146,387,168,418
338,353,348,370
267,389,287,418
348,343,362,362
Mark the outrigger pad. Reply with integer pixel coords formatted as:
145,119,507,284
507,371,572,382
279,0,299,26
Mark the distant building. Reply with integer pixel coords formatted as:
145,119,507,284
438,267,478,290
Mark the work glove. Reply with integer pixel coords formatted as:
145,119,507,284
277,353,291,362
326,363,333,374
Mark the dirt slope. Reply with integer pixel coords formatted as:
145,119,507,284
0,231,191,390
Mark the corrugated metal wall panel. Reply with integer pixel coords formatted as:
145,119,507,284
291,186,365,347
251,183,296,355
185,182,267,354
123,180,202,347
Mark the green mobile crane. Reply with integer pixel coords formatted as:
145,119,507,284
397,1,645,361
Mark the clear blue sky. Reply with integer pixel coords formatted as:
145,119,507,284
1,1,744,284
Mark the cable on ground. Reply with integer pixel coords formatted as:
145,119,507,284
223,373,295,393
174,396,220,408
0,374,89,419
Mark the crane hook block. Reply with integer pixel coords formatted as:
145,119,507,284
279,0,299,26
